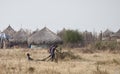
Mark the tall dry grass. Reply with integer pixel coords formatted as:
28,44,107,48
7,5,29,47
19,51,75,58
0,48,120,74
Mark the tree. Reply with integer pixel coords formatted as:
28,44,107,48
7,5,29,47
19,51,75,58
57,29,83,47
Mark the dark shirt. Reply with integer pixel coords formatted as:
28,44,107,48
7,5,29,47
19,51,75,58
50,46,56,55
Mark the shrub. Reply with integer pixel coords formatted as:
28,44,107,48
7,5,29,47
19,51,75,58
92,41,120,51
57,29,83,47
56,50,82,61
28,67,35,73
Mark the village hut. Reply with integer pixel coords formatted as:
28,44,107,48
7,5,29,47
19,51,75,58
2,25,16,48
3,25,16,38
113,29,120,37
28,27,63,48
103,29,114,37
111,29,120,42
102,29,114,40
29,28,39,37
12,29,28,47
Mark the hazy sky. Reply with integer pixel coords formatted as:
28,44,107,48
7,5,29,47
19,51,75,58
0,0,120,33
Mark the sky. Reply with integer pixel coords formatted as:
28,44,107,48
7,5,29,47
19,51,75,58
0,0,120,33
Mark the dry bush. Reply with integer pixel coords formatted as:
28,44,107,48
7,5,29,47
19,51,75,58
91,41,120,51
80,48,94,53
56,50,82,61
28,67,35,73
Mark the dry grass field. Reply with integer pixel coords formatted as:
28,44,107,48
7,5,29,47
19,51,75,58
0,48,120,74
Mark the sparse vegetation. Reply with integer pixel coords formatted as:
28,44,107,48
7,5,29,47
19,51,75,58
40,69,61,74
91,41,120,51
93,65,109,74
57,50,82,61
0,48,119,74
95,59,120,65
57,29,83,47
28,67,35,73
112,59,120,65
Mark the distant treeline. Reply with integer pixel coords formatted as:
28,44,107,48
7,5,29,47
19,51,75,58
57,28,120,50
57,29,96,47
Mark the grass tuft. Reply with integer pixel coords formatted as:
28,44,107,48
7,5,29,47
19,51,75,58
93,65,109,74
28,67,35,73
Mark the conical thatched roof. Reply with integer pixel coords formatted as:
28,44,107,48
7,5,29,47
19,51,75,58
116,29,120,34
103,29,114,37
28,27,62,45
30,28,39,36
13,29,28,43
3,25,16,37
113,29,120,37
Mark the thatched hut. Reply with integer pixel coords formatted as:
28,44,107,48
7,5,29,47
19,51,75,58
103,29,114,37
28,27,62,48
3,25,16,38
2,25,16,48
102,29,114,40
113,29,120,37
111,29,120,42
30,28,39,37
12,29,28,47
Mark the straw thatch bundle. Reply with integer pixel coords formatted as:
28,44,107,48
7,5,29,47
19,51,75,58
3,25,16,37
103,29,114,37
30,28,39,37
13,29,28,43
115,29,120,37
28,27,62,45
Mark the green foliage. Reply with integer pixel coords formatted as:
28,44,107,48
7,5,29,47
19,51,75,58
58,29,83,44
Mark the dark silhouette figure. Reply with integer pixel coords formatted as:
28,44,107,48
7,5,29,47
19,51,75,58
27,53,33,61
41,44,58,61
45,44,58,61
50,44,58,61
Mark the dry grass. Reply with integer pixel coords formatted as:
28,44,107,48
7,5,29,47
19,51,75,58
93,65,109,74
0,48,120,74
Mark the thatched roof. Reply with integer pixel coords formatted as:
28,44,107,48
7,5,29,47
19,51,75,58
116,29,120,34
103,29,114,37
30,28,39,36
13,29,28,43
3,25,16,37
28,27,63,45
112,29,120,37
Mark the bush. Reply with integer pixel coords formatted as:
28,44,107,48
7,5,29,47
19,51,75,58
56,50,82,61
92,41,120,51
57,29,83,47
